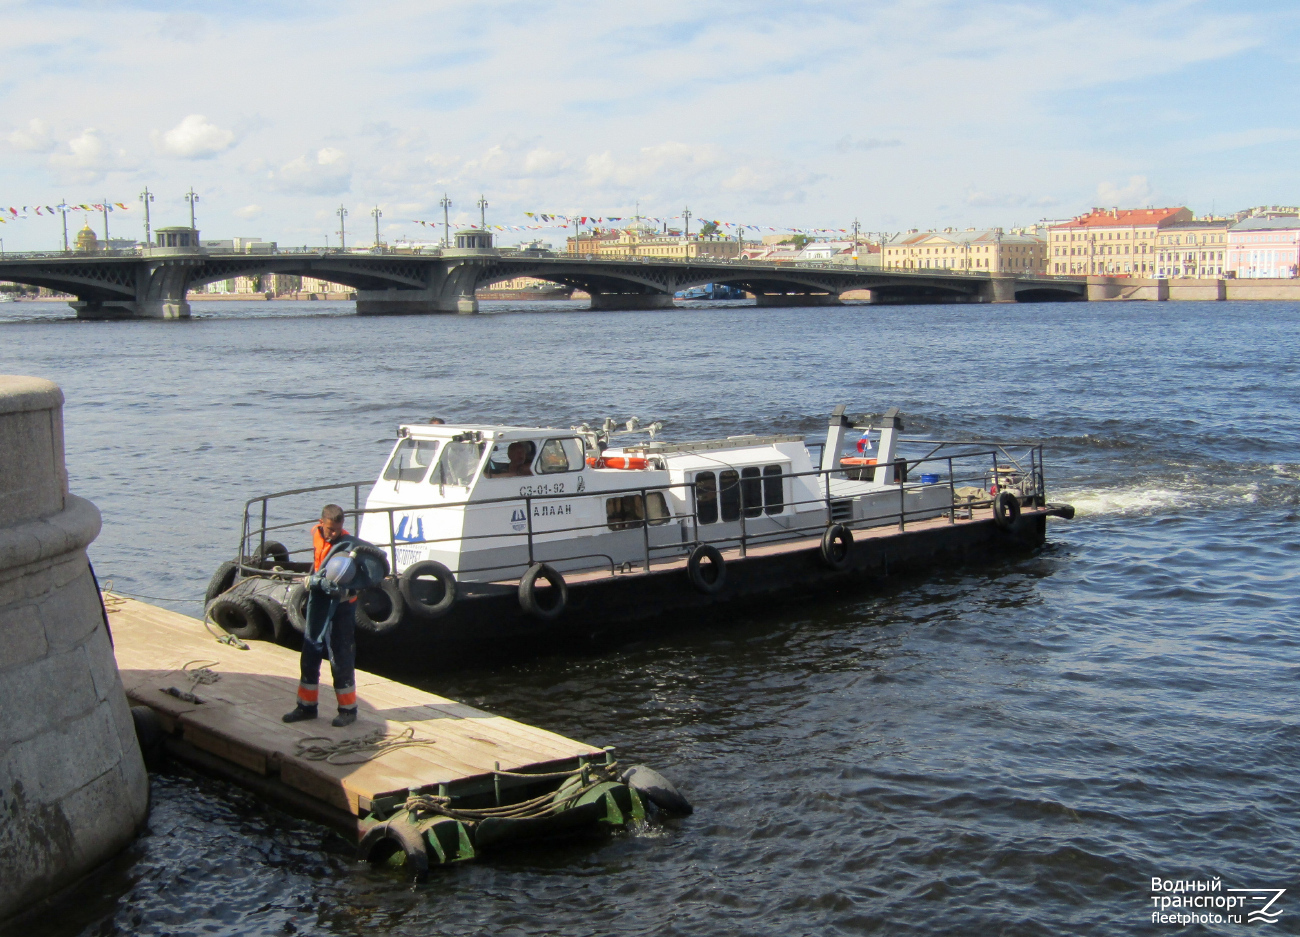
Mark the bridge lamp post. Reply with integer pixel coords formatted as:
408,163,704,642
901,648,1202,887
371,206,382,251
58,200,70,252
336,205,348,251
139,187,154,247
477,195,488,231
439,194,451,248
184,188,199,232
683,206,691,238
101,198,111,248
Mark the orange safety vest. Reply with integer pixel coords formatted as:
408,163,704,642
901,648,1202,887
312,525,350,571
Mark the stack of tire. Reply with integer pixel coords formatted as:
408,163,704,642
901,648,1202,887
203,545,460,646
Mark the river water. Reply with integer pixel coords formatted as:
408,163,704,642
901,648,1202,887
2,298,1298,936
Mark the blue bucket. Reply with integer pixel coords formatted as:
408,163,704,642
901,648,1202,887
919,473,940,485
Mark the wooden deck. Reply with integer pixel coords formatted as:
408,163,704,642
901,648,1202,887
107,596,604,827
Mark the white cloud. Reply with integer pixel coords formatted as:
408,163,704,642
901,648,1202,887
235,204,263,219
151,114,235,159
7,118,55,153
965,190,1059,209
1097,176,1154,206
270,147,352,195
47,129,135,184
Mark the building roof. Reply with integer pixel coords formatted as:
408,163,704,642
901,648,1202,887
884,228,1042,247
1229,215,1300,232
1162,219,1232,231
1051,207,1188,229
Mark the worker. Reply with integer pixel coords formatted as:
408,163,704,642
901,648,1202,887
283,504,359,727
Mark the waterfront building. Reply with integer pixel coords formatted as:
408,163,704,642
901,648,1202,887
1226,213,1300,279
1047,207,1189,275
565,229,739,260
882,228,1046,274
1154,219,1231,278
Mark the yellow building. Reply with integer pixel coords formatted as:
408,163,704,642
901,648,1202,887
1154,220,1230,278
567,229,739,260
882,228,1046,273
1047,207,1190,275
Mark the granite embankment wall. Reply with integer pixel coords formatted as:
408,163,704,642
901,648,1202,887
0,376,147,922
1085,277,1300,301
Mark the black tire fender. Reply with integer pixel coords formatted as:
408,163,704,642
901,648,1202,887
204,561,239,607
285,582,310,634
251,594,293,646
355,578,406,633
207,592,270,640
251,540,290,568
359,819,429,878
686,544,726,595
819,524,854,571
993,491,1021,529
399,560,458,621
518,563,567,621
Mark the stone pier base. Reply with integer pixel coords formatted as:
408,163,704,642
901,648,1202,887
588,293,675,310
72,299,191,320
754,293,842,307
0,376,148,923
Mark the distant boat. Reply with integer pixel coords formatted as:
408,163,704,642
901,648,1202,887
674,284,746,300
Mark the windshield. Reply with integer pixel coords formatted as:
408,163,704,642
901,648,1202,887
383,438,441,483
436,440,485,488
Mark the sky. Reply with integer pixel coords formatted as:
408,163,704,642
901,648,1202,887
1,0,1298,250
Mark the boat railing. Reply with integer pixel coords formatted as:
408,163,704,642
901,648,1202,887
234,443,1046,583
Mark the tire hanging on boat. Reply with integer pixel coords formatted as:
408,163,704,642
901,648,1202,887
399,560,458,620
204,561,239,607
207,592,269,640
355,578,407,632
620,765,694,817
686,544,726,595
819,523,854,571
285,582,309,634
993,491,1021,529
518,562,567,621
251,594,294,646
358,818,429,878
250,540,290,568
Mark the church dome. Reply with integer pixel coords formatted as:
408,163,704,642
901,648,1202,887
75,223,98,252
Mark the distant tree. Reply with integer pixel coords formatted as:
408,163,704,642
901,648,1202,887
699,220,719,237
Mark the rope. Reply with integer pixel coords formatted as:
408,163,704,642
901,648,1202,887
163,659,223,704
293,726,440,766
402,762,621,823
99,582,250,650
100,579,203,603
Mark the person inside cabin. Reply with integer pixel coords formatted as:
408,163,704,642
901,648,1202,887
505,440,534,476
283,503,359,728
427,417,445,424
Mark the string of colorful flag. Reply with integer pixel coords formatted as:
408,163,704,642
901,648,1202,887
1,203,130,223
408,212,854,237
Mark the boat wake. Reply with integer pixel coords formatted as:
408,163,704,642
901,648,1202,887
1058,481,1260,517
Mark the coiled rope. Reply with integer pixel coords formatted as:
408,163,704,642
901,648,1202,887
293,727,441,766
402,761,621,823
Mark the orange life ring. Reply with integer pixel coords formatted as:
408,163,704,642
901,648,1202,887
839,457,877,467
593,455,649,470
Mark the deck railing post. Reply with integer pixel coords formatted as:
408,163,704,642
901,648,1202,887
948,456,956,524
258,499,268,557
386,510,398,573
526,496,535,565
239,503,250,562
898,470,906,531
690,482,699,546
640,488,651,573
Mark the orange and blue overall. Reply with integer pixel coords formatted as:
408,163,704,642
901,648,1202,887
296,524,358,715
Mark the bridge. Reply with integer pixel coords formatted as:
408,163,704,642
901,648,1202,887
0,246,1087,318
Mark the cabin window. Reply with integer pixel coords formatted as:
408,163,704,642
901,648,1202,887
719,470,741,522
485,440,537,477
695,472,718,525
537,437,585,474
741,467,763,518
383,438,441,483
606,492,670,531
436,440,484,488
763,464,784,514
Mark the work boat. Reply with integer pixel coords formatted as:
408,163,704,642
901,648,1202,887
205,406,1075,670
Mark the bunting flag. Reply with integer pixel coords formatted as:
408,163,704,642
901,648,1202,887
0,200,128,223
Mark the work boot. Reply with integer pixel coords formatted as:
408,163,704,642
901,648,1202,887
282,704,318,723
331,708,357,728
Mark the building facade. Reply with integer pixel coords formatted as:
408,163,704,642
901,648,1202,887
1047,207,1190,275
1154,220,1231,278
882,228,1046,274
566,229,739,260
1226,214,1300,279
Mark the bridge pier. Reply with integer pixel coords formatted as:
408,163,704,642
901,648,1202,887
70,298,190,319
588,293,675,311
754,293,842,307
979,276,1018,303
354,289,471,316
